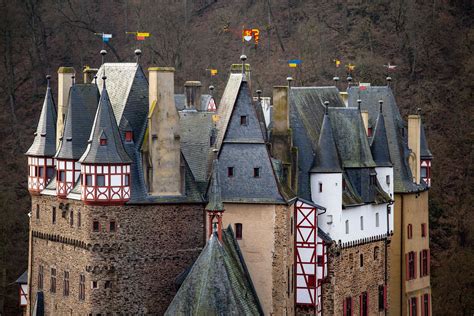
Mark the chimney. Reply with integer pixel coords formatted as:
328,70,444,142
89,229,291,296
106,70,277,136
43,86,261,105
82,66,98,84
272,86,289,133
184,81,202,111
148,67,183,195
230,63,251,81
339,91,348,106
57,67,75,149
408,114,421,184
361,110,369,135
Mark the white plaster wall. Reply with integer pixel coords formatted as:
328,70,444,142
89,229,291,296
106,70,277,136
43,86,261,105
338,203,389,243
376,167,394,198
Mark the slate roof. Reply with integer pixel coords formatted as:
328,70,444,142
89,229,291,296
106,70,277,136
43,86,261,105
175,94,214,111
26,81,57,157
420,123,433,159
310,111,342,173
165,227,263,316
79,80,132,164
289,87,345,199
347,86,427,193
55,84,99,160
15,270,27,284
218,80,284,204
370,103,392,167
206,157,224,212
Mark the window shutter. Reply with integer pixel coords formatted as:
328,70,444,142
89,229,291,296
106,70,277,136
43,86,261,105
359,294,362,316
343,298,347,316
405,254,409,280
416,297,419,316
427,294,430,316
408,299,412,316
414,254,417,279
421,295,425,316
427,250,430,275
420,251,423,277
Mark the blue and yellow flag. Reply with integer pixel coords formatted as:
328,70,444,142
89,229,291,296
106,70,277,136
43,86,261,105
288,59,302,68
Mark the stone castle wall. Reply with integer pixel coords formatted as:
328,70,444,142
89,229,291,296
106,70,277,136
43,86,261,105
28,195,205,315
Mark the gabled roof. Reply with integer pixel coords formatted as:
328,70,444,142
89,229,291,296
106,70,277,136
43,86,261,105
347,86,426,193
310,112,342,173
328,108,377,168
370,105,392,167
420,123,433,159
206,157,224,212
165,228,263,315
55,84,99,160
26,81,57,157
15,270,27,284
79,80,131,164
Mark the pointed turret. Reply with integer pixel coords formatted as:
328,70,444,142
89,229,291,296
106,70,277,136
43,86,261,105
206,155,225,241
26,76,57,194
420,121,433,187
370,100,392,167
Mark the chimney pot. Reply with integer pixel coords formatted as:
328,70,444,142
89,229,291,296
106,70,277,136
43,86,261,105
184,81,202,111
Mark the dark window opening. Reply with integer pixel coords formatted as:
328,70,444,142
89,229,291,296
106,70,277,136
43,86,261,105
240,115,248,126
70,210,74,227
227,167,234,177
93,221,100,232
124,174,130,186
50,268,56,293
79,274,85,300
38,166,44,177
360,291,368,316
317,255,324,266
423,294,430,316
342,178,346,190
52,207,56,224
63,271,70,296
307,274,316,287
343,297,352,316
100,138,107,146
407,224,413,239
36,204,40,220
105,280,112,289
38,265,44,290
421,223,427,237
408,251,416,280
410,297,417,316
421,249,429,277
109,221,116,232
368,127,373,137
59,171,65,182
125,131,133,142
378,285,386,311
96,175,105,186
92,281,98,289
319,182,323,193
360,254,364,267
253,167,260,178
78,212,81,227
421,167,428,178
235,223,243,240
47,167,55,179
86,174,93,186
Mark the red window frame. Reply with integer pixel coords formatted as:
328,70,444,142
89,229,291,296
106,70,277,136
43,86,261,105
421,223,427,237
100,138,107,146
420,250,430,277
343,297,353,316
407,224,413,239
406,251,417,280
409,297,418,316
421,294,430,316
359,291,368,316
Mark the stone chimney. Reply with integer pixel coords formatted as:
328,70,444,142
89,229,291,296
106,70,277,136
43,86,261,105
361,110,369,136
339,91,349,106
184,81,202,111
273,86,289,133
230,63,251,81
82,66,98,84
57,67,75,148
148,67,183,196
408,114,421,184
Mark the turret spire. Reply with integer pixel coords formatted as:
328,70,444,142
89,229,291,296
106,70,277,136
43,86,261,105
370,100,392,167
206,150,225,242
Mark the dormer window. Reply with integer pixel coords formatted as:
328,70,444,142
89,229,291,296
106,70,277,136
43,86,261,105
228,167,234,177
125,131,133,142
368,127,373,137
240,115,248,126
100,138,107,146
253,167,260,178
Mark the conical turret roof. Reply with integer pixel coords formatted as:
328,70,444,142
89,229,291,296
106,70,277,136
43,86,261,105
79,79,131,164
310,111,342,173
370,104,392,167
206,157,224,212
420,123,432,159
26,79,57,157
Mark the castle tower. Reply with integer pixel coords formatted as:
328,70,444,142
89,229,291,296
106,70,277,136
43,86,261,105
56,67,75,148
25,76,57,194
78,76,132,204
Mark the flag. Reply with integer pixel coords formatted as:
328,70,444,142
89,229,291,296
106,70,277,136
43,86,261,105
384,63,397,70
334,59,341,67
243,29,253,42
252,28,260,45
346,63,355,71
136,32,150,41
288,59,302,68
212,114,220,122
102,34,112,42
210,69,218,76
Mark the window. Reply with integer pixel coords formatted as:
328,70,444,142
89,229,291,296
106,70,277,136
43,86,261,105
342,178,347,190
96,175,105,186
38,166,44,177
240,115,248,125
79,274,85,300
227,167,234,177
407,251,416,280
374,246,380,260
319,182,323,193
52,207,56,224
287,268,290,297
124,174,130,186
36,204,40,220
421,223,427,237
125,131,133,142
105,280,112,289
253,167,260,178
422,294,430,316
343,297,352,316
421,167,427,178
47,166,54,179
360,291,368,316
407,224,413,239
70,210,74,227
386,175,390,185
38,265,44,290
421,250,430,277
345,220,349,234
235,223,243,240
378,285,386,311
307,274,316,287
370,174,376,185
375,213,380,227
109,221,116,233
360,216,364,230
368,127,373,137
290,216,293,235
50,268,56,293
91,280,98,289
360,254,364,268
78,212,81,227
63,271,70,296
410,297,418,316
85,175,93,186
317,255,324,266
59,171,65,182
100,138,107,146
93,220,100,232
327,215,333,225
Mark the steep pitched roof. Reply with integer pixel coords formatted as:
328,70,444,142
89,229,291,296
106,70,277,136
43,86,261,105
55,84,99,160
218,81,284,203
206,157,224,212
370,104,392,167
165,228,263,315
420,123,433,159
79,80,131,164
310,111,342,173
26,80,57,157
347,86,426,193
328,108,377,168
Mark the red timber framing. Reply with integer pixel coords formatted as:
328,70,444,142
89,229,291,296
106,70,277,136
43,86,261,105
19,283,27,307
56,159,80,198
294,198,326,314
421,160,431,187
81,163,131,204
207,97,217,112
27,156,55,194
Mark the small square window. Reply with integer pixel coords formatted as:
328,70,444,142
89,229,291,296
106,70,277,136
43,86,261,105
253,167,260,178
100,138,107,146
240,116,248,126
227,167,234,177
105,280,112,289
93,221,100,232
421,223,427,237
86,175,93,186
91,280,98,289
109,221,116,233
307,274,316,287
96,175,105,186
125,131,133,142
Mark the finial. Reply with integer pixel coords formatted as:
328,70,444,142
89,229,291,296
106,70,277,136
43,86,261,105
240,54,247,78
256,89,262,100
209,85,215,95
46,75,51,88
100,49,107,65
386,76,392,86
347,76,353,82
287,76,293,88
357,99,362,111
134,49,142,63
93,75,98,84
333,76,340,82
379,100,383,113
417,108,422,115
324,100,329,115
72,75,76,86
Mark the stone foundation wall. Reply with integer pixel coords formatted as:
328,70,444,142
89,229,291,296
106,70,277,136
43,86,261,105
28,195,205,315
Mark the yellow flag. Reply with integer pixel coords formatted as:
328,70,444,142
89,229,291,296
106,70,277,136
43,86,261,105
137,32,150,37
212,114,220,122
210,69,218,76
334,59,341,67
347,63,355,71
